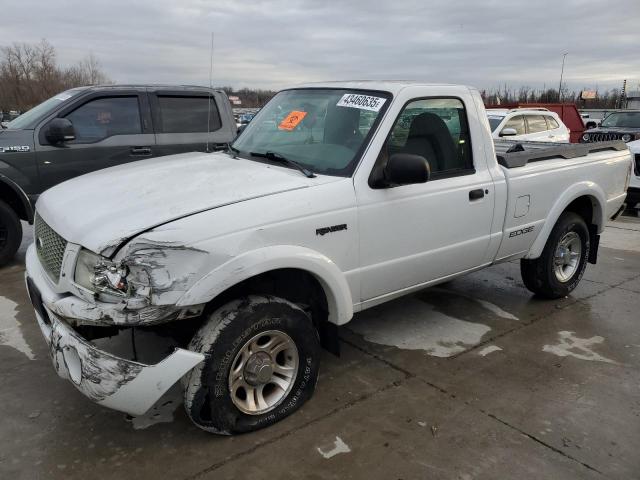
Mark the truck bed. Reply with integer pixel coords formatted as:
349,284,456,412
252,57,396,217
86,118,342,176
494,139,628,169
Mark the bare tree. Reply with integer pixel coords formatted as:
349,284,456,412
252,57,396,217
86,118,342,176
0,40,111,112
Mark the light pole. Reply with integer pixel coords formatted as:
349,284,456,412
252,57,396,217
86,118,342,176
558,52,568,102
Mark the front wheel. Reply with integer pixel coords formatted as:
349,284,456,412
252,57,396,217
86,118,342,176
183,295,321,434
0,200,22,267
520,212,589,299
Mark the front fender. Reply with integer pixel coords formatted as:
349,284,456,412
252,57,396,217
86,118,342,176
525,182,605,259
177,245,354,325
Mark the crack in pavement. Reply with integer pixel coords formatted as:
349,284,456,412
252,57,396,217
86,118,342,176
483,411,605,476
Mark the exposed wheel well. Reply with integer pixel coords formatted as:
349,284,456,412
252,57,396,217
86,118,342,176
563,195,600,264
201,268,338,355
0,181,30,222
564,195,595,227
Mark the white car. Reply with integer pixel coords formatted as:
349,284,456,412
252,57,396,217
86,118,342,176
25,82,631,434
487,108,570,142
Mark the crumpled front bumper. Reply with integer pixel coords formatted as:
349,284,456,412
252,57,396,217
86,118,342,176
25,245,204,416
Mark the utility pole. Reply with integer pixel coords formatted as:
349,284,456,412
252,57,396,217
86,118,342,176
558,52,568,103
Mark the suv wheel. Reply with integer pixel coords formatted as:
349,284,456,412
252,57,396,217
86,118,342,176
183,295,321,434
0,200,22,267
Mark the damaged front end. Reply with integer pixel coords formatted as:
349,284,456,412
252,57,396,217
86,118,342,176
25,225,212,415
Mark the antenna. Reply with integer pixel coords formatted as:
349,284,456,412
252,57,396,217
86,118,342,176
206,32,214,153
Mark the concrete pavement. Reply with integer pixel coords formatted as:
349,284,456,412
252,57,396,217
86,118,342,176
1,217,639,479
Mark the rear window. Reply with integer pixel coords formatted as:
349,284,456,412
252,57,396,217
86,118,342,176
546,116,560,129
526,115,548,133
157,95,222,133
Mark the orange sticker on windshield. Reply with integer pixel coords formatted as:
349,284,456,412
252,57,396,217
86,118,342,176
278,111,307,131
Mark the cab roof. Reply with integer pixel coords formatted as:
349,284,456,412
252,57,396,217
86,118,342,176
293,80,474,96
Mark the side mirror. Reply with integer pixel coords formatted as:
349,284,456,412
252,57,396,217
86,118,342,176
384,153,430,186
45,118,75,144
499,127,518,137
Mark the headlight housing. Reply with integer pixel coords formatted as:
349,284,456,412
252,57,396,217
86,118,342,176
622,134,632,142
74,249,129,297
581,133,590,142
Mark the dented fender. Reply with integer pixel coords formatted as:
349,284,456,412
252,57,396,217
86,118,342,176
177,245,354,325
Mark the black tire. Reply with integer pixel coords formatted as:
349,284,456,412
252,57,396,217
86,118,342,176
0,200,22,267
184,295,321,434
520,212,589,299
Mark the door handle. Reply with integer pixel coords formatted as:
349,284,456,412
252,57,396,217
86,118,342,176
130,146,152,156
469,189,485,201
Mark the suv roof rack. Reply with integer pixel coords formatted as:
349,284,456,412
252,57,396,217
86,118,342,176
507,107,550,113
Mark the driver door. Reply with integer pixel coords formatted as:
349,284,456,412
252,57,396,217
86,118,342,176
35,92,154,191
356,97,495,302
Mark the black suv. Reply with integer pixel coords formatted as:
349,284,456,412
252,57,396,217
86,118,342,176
580,110,640,143
0,85,236,265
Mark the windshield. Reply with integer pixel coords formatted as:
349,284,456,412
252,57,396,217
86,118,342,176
231,88,391,176
7,88,84,129
487,116,504,132
600,112,640,128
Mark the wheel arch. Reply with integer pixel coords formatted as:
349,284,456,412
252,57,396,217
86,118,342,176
177,245,354,327
525,183,605,259
0,174,33,223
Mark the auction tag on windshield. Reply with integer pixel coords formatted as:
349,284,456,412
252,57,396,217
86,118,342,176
337,94,386,112
278,111,307,131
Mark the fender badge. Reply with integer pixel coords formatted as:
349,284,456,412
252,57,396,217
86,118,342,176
0,145,30,153
316,224,347,236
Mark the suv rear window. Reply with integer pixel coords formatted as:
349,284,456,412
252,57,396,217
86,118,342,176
526,115,548,133
546,116,560,129
157,95,222,133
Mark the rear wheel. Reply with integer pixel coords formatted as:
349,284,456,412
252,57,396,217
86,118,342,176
520,212,589,299
183,295,321,434
0,200,22,267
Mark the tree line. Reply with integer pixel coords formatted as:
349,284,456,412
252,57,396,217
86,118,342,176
0,40,111,112
0,40,630,113
481,85,627,109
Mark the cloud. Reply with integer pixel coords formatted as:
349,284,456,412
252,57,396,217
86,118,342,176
2,0,639,91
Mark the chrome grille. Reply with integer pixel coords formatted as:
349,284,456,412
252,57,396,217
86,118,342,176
586,132,623,142
34,213,67,282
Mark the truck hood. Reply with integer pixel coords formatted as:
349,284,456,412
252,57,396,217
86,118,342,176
37,151,340,256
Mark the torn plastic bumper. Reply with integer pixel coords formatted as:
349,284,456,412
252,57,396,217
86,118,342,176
25,254,205,416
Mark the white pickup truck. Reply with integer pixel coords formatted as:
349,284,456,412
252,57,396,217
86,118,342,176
25,82,632,434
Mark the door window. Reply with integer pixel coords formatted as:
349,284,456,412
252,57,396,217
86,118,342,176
156,95,222,133
503,115,526,135
65,96,142,143
384,98,473,178
546,116,560,129
526,115,548,133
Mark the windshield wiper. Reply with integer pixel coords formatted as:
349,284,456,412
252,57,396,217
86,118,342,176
227,144,240,158
250,151,316,178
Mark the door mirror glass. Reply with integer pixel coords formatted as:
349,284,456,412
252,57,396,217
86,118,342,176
500,127,518,137
384,153,430,186
45,118,75,144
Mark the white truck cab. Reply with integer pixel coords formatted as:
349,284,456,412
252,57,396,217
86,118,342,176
25,82,632,434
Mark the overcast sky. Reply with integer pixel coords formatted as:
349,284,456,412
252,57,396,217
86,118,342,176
3,0,639,92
